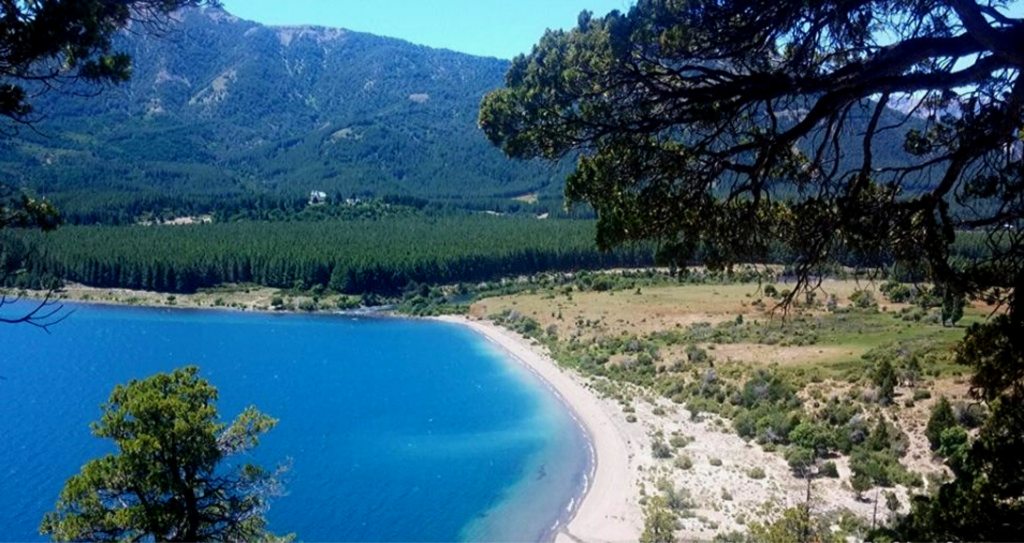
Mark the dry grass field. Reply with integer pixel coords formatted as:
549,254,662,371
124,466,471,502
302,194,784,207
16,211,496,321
471,278,984,368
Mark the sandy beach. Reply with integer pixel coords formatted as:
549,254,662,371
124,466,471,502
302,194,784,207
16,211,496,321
442,314,930,543
438,316,644,543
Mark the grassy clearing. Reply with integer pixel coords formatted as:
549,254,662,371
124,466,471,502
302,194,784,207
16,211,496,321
473,283,756,339
473,278,986,383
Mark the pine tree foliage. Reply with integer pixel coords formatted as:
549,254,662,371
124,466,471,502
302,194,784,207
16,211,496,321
40,367,288,542
5,217,654,294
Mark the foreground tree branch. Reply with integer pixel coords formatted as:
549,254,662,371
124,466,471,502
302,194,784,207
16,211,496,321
481,0,1024,539
480,0,1024,303
0,0,219,126
0,291,72,333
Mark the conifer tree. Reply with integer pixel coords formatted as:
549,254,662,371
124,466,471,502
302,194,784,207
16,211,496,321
40,367,288,542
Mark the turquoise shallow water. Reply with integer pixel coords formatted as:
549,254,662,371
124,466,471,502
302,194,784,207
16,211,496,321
0,303,588,542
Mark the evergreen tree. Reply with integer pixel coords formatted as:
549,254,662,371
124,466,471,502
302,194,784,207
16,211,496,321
748,505,843,543
871,359,897,406
0,0,213,329
639,497,677,543
850,472,873,501
925,397,958,451
40,367,288,542
0,0,214,125
941,288,967,327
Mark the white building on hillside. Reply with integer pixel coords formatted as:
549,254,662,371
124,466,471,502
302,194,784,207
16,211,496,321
309,190,328,205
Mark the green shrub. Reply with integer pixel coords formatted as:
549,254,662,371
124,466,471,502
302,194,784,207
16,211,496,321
785,447,815,475
850,289,878,309
820,397,861,427
336,296,360,310
652,440,673,459
938,426,970,465
821,461,839,478
748,467,767,479
674,455,694,470
736,405,800,445
864,419,908,456
713,530,746,543
850,471,873,499
747,506,842,543
662,482,695,513
739,370,799,409
685,344,710,364
789,421,838,457
640,497,676,543
849,445,919,488
881,281,912,303
925,397,958,450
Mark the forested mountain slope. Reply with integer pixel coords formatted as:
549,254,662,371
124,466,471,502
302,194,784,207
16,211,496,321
0,7,567,222
0,7,930,225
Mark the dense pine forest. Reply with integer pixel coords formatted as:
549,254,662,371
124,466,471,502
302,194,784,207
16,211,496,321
3,209,997,297
4,216,654,294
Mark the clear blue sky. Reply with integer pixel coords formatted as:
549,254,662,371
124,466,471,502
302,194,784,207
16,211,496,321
220,0,635,59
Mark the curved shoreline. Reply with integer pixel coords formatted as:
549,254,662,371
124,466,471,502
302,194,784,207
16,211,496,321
437,316,640,543
31,291,642,541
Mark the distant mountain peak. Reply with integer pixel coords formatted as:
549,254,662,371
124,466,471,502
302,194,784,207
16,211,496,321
274,26,348,47
197,5,241,23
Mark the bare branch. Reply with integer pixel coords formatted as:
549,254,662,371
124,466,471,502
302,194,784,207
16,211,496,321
0,289,73,333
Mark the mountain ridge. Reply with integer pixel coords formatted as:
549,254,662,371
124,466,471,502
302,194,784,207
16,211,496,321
0,6,566,223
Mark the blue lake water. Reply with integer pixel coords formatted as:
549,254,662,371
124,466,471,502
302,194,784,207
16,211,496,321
0,303,589,542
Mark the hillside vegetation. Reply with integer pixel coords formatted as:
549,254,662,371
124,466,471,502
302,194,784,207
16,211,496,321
0,6,936,227
0,7,569,223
